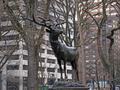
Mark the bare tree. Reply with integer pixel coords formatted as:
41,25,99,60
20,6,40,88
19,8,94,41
80,0,120,89
2,0,51,90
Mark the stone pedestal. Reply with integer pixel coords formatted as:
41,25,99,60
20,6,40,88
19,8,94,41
49,87,89,90
49,81,89,90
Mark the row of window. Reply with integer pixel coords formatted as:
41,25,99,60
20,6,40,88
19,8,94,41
0,45,19,51
41,40,51,46
0,16,9,22
0,42,53,55
1,34,19,41
6,54,70,65
4,54,55,63
23,45,54,55
7,65,72,73
1,26,13,31
0,55,42,61
7,65,27,70
24,56,56,63
41,58,71,66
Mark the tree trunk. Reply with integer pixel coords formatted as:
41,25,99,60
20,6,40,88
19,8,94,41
27,40,39,90
75,0,86,84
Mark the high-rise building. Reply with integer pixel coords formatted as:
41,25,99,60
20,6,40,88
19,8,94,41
0,1,72,90
84,0,120,86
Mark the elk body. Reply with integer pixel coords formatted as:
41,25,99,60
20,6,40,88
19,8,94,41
46,28,79,80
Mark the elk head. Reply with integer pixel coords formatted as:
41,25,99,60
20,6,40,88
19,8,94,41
46,27,63,37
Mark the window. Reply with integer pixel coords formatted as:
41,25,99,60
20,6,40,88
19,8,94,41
7,77,19,90
47,40,51,46
23,55,28,60
0,45,19,50
40,58,45,62
23,77,27,82
47,50,54,55
47,68,55,72
57,69,63,73
40,49,45,53
42,40,46,45
9,55,19,60
23,65,28,70
38,67,45,72
1,35,19,40
1,26,13,31
47,59,55,63
1,16,9,21
67,70,72,74
23,45,27,50
7,65,19,70
67,62,71,66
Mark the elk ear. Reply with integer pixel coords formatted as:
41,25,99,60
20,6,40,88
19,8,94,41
46,29,51,33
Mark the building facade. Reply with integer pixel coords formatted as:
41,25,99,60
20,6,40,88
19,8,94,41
0,1,72,90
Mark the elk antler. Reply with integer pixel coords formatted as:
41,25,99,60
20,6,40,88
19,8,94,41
32,14,53,30
22,14,65,30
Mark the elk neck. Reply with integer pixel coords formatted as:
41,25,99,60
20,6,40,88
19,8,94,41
49,33,60,52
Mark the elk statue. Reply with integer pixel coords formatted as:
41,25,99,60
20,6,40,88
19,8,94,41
30,16,79,80
46,26,79,80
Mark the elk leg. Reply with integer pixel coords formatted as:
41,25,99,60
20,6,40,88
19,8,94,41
74,61,79,81
75,64,79,81
64,61,67,79
71,61,78,81
71,61,75,81
58,60,63,80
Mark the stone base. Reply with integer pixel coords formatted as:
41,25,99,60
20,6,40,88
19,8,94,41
49,81,89,90
49,87,89,90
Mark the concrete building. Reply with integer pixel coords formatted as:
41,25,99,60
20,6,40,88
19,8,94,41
84,0,120,89
0,1,72,90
